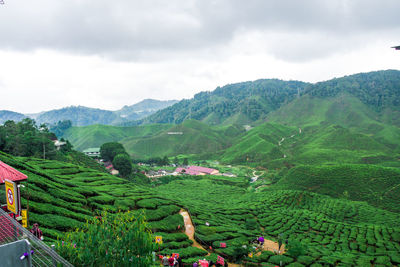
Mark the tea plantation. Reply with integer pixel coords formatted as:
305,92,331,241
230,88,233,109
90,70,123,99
1,150,400,266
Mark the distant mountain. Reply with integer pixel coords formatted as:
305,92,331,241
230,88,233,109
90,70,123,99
140,70,400,128
0,110,26,124
0,99,178,126
36,106,121,126
115,99,178,122
140,79,308,125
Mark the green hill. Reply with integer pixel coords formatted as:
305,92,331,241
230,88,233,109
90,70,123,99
0,110,26,124
37,106,123,126
141,79,308,125
61,123,172,151
273,164,400,213
1,150,400,265
220,122,296,163
121,120,244,159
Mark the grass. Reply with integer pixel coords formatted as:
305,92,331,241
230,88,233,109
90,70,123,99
61,123,172,151
1,139,400,266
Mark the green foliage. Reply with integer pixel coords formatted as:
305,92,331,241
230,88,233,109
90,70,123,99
0,118,57,158
100,142,126,161
56,210,156,266
61,123,171,151
112,153,132,177
36,106,122,126
275,164,400,212
49,120,72,137
142,79,307,125
286,239,307,259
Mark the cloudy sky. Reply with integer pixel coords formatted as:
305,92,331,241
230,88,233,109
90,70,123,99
0,0,399,113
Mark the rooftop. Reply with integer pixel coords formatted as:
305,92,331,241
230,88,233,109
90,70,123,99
0,161,28,184
83,148,100,153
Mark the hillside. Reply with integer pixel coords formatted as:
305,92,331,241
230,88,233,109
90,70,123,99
121,120,245,159
115,99,178,122
0,99,178,127
141,79,308,125
36,106,122,126
140,70,400,129
0,110,26,124
1,151,400,265
273,164,400,213
61,123,172,151
220,122,297,164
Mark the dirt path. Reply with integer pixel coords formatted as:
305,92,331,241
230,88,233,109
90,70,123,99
179,209,209,252
179,209,241,267
262,240,285,254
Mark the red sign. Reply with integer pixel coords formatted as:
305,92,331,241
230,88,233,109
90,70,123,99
220,242,226,248
198,260,209,267
7,189,13,205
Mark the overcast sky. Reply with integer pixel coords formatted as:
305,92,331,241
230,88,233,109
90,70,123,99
0,0,399,113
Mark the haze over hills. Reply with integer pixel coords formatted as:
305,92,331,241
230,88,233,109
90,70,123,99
0,99,177,126
1,69,400,266
0,110,27,124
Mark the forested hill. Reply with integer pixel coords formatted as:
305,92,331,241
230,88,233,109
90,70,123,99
140,79,308,125
36,106,121,126
305,70,400,113
0,110,26,124
140,70,400,126
35,99,177,126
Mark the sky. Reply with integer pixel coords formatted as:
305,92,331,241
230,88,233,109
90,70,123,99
0,0,399,113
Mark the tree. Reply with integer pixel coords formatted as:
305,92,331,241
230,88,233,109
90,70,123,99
113,153,132,177
50,120,72,137
173,156,179,166
183,158,189,166
100,142,126,162
162,156,170,166
56,210,157,266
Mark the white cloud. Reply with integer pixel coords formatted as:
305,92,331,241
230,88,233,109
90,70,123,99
0,0,399,113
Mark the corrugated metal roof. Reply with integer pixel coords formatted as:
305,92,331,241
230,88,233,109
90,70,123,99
0,161,28,184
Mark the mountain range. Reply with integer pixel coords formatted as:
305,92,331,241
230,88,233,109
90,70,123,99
0,99,178,126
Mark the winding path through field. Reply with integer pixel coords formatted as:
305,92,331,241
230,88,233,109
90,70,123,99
179,209,209,252
179,209,241,267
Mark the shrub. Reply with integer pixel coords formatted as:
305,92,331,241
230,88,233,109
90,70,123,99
56,210,155,266
268,255,294,265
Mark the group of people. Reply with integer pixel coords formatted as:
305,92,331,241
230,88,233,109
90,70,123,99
192,259,228,267
161,255,182,267
160,256,228,267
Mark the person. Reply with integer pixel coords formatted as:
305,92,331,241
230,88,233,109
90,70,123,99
162,255,169,266
258,236,264,246
30,223,43,240
168,255,175,266
174,255,179,267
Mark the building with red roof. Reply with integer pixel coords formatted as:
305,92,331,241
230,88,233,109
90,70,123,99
175,166,219,176
0,161,28,184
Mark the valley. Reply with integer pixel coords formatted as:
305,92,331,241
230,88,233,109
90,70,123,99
1,70,400,266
